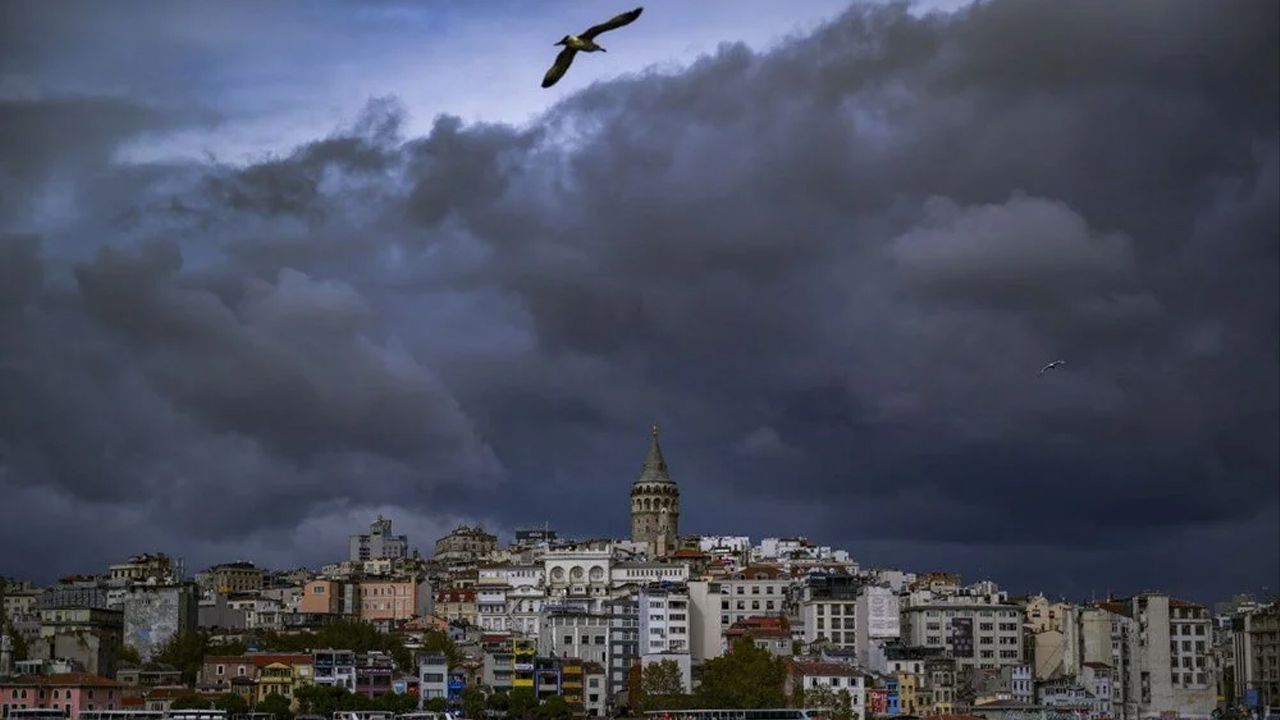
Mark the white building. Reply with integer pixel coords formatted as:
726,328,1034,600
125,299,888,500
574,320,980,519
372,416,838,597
584,663,608,717
854,585,901,673
476,565,546,635
314,649,357,691
687,580,725,663
899,588,1024,670
799,575,863,650
719,565,791,628
545,549,612,609
349,515,409,562
540,609,610,665
611,563,689,590
698,536,751,554
754,538,853,567
418,654,449,706
1080,662,1114,719
640,584,691,655
790,660,867,719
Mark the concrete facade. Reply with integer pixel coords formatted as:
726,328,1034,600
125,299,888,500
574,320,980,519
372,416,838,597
349,515,409,563
119,583,198,661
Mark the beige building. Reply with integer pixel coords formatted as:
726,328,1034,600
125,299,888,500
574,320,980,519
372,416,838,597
202,562,263,594
108,554,174,584
1232,604,1279,709
434,526,498,565
434,589,478,626
629,425,679,558
687,579,725,663
1098,594,1217,720
31,607,124,678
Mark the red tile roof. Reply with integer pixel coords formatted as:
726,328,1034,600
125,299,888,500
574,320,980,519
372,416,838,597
204,653,312,667
731,627,791,639
2,673,125,688
146,687,195,700
672,549,708,558
731,565,787,580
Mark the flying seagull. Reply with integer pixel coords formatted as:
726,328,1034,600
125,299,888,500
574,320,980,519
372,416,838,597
542,7,644,88
1039,360,1066,375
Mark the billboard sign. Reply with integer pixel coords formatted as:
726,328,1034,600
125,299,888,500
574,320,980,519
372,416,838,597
868,689,888,714
951,617,974,658
866,588,901,638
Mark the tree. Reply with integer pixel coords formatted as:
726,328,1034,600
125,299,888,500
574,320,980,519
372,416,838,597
642,660,686,696
533,696,572,720
2,622,28,662
802,685,856,720
209,694,240,714
118,644,142,666
170,694,213,710
374,692,419,714
424,698,449,713
256,620,415,673
636,659,689,711
508,689,538,720
296,684,352,717
258,692,294,720
156,632,210,685
487,690,511,714
420,631,462,668
461,686,487,719
696,639,787,709
213,693,249,715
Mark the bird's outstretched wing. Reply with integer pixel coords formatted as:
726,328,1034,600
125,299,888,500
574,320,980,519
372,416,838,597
582,7,643,39
543,47,578,88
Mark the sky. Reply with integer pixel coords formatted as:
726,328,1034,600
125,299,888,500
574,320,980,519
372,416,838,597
0,0,1276,605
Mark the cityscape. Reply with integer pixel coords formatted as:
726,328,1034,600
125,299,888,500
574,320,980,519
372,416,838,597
1,2,1277,720
2,430,1277,720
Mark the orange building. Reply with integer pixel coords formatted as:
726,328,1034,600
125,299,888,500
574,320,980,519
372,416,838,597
301,579,346,615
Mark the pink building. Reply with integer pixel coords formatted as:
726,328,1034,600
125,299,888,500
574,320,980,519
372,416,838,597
1,673,124,716
359,579,429,622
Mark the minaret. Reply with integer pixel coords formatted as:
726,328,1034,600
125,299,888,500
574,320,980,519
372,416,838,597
630,424,680,558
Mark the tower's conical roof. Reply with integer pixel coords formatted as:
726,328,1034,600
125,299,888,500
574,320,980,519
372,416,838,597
636,423,676,485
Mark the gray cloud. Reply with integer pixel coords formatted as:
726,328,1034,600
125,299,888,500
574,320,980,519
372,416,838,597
0,0,1275,601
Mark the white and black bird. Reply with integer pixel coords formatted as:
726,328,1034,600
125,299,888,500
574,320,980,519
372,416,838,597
1039,359,1066,375
542,7,643,88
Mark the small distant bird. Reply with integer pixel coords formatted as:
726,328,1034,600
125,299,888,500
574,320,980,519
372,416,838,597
1039,360,1066,375
542,7,644,88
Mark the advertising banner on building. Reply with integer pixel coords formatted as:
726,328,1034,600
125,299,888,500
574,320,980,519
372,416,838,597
866,587,901,638
951,616,974,658
868,688,888,714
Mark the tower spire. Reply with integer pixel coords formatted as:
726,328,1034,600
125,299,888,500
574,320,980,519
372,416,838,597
638,422,671,483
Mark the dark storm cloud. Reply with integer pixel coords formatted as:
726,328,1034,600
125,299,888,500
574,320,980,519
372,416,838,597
0,0,1275,600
